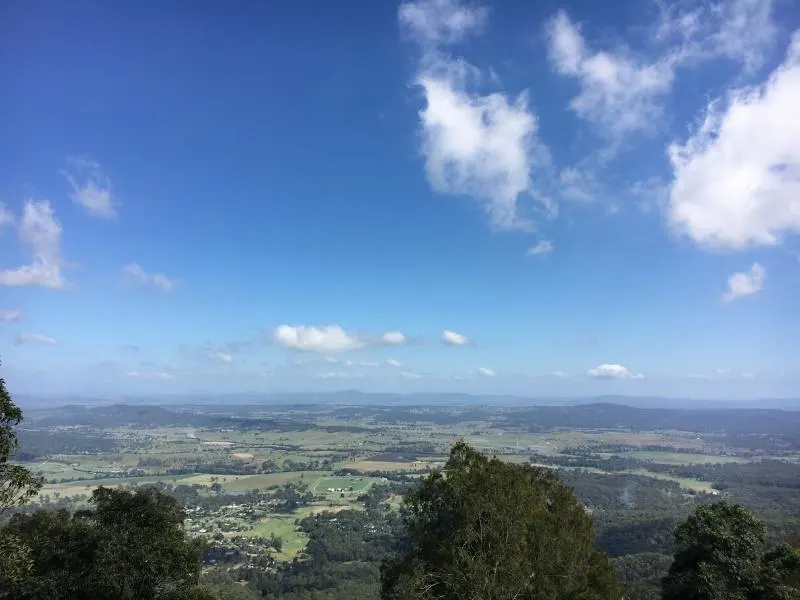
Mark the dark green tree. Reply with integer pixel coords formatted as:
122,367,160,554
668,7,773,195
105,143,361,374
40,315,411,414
662,502,800,600
0,360,43,515
381,441,622,600
754,543,800,600
0,361,43,595
0,486,209,600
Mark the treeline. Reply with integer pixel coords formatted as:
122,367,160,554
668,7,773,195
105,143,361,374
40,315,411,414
0,487,211,599
145,481,315,513
532,451,800,520
15,429,123,459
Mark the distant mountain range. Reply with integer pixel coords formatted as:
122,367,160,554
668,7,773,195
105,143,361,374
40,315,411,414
13,390,800,411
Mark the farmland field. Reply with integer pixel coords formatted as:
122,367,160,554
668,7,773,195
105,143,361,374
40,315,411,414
10,399,800,600
312,475,374,495
618,451,748,465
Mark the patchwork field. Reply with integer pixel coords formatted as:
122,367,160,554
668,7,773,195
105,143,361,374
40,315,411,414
619,451,747,465
17,400,800,575
312,475,374,495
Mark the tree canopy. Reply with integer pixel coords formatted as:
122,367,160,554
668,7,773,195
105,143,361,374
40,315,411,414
0,360,42,515
0,360,44,594
380,441,622,600
0,486,209,600
662,501,800,600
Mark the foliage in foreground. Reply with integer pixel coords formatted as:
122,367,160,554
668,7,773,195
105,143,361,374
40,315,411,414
0,486,210,600
662,501,800,600
381,441,623,600
0,361,42,516
0,361,44,595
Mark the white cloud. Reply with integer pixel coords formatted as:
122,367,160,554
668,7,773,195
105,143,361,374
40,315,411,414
416,66,543,230
441,329,469,345
547,11,675,140
401,371,423,379
0,308,22,322
274,325,365,353
667,34,800,249
477,367,496,376
721,263,766,304
313,371,364,380
63,157,117,218
398,0,487,46
630,176,670,213
208,351,233,364
550,370,569,378
401,0,549,231
558,167,596,202
385,359,404,367
527,240,553,256
0,200,67,289
382,331,407,345
121,263,176,292
587,363,643,380
0,203,14,229
655,0,777,73
15,332,58,346
548,2,778,142
323,358,381,368
126,371,175,380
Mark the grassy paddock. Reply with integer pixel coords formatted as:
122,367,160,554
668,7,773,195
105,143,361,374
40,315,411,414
620,451,747,465
312,475,374,495
344,459,438,472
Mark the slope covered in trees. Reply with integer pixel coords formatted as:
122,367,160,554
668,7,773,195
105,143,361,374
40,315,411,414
381,441,623,599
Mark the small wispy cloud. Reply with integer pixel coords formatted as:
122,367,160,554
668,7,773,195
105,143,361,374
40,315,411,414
527,240,553,256
558,167,596,202
441,329,469,346
121,263,177,292
587,363,643,380
547,0,779,145
721,263,766,304
398,0,487,46
654,0,777,73
208,351,233,364
381,331,407,345
385,359,404,367
401,370,423,379
126,371,175,380
0,308,22,322
0,203,15,229
546,10,675,141
15,332,58,346
63,157,118,218
477,367,496,377
313,371,365,380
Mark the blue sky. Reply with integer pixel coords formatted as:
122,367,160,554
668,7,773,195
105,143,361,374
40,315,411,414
1,0,799,399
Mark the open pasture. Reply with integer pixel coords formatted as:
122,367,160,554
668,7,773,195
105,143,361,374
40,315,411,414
312,475,374,496
619,451,747,465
